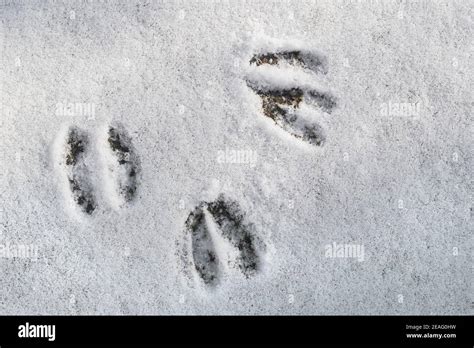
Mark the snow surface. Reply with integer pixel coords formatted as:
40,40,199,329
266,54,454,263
0,0,472,314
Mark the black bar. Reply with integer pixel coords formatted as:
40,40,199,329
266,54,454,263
0,316,472,346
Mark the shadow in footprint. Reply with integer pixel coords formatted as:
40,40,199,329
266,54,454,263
107,125,140,204
63,127,96,215
250,50,328,74
185,204,220,286
247,84,332,146
207,195,260,277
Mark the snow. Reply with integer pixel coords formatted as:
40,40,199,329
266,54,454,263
0,0,472,314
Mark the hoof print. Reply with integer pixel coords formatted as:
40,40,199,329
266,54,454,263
247,45,337,147
184,194,262,287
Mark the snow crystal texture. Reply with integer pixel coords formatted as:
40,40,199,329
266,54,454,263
0,0,472,314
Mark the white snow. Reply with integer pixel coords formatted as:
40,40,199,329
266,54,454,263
0,0,471,314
